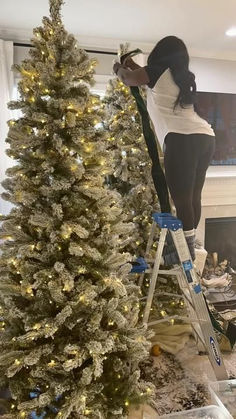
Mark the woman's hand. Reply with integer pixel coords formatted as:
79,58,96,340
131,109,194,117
123,56,136,69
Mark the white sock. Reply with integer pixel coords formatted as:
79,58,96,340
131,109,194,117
184,229,195,238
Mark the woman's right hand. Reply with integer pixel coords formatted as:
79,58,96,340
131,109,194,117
123,56,136,69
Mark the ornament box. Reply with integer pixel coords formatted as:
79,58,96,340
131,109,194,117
209,379,236,418
158,404,232,418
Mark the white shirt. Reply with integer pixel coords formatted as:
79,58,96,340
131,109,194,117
146,68,215,150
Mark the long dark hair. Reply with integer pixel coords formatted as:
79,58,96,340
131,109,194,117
147,36,196,108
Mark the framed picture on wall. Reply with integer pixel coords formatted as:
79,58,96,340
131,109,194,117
196,91,236,165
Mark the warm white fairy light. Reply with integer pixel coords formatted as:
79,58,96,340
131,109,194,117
48,359,56,367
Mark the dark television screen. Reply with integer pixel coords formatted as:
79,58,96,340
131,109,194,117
196,92,236,165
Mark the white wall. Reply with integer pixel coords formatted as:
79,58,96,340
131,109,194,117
191,57,236,94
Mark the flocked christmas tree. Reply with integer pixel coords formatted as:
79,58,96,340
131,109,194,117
103,64,159,258
0,1,154,417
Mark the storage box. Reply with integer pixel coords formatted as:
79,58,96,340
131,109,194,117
159,404,232,418
209,379,236,418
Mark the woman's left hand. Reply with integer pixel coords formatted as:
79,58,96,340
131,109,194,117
113,62,122,75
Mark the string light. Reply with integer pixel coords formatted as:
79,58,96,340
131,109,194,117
63,284,71,292
160,310,166,317
125,401,129,406
48,360,56,367
26,287,33,296
15,359,21,365
70,164,77,172
33,323,41,330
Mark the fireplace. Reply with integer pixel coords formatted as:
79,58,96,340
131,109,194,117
205,217,236,267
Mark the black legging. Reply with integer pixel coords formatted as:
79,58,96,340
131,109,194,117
164,133,215,231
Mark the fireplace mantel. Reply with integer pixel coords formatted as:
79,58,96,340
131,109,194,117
197,166,236,245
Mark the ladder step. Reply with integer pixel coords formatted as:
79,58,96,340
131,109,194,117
152,212,183,230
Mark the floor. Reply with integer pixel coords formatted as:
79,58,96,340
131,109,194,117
128,341,236,419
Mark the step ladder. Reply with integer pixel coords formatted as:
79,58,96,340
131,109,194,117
136,212,228,381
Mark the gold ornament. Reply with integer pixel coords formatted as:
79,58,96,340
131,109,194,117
151,344,161,357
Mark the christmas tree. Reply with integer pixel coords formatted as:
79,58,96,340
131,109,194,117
103,75,159,257
0,1,153,417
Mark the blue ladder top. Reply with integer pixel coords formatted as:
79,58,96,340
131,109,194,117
152,212,183,231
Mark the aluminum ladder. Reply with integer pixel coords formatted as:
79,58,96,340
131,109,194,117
140,212,228,381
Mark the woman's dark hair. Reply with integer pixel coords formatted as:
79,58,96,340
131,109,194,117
147,36,196,108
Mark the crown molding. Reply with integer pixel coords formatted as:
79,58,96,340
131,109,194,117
0,27,154,53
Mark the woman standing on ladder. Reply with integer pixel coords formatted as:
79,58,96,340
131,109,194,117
113,36,215,263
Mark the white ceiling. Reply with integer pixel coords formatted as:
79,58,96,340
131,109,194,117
1,0,236,59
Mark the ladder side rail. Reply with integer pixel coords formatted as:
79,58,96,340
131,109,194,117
143,228,167,324
171,228,228,380
138,220,157,287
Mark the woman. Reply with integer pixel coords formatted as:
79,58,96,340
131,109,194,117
113,36,215,262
